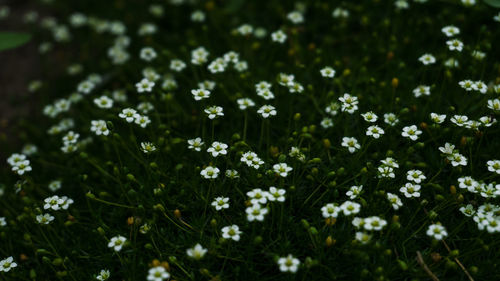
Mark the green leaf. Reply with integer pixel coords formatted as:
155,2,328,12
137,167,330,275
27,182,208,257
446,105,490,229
0,32,32,52
484,0,500,7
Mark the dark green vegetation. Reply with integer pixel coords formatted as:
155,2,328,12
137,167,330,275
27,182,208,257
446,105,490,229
1,0,500,280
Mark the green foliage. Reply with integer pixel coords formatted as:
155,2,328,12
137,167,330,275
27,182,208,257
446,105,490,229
0,32,31,52
484,0,500,8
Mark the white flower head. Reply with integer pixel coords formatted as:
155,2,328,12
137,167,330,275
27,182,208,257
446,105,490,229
107,235,127,252
186,243,208,260
277,254,300,273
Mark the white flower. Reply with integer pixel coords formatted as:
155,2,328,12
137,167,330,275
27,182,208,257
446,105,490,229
43,195,63,210
441,25,460,37
225,169,239,179
400,183,421,198
461,0,476,6
418,53,436,65
12,160,32,175
487,99,500,111
22,143,38,156
377,166,395,178
407,170,426,183
241,151,264,169
395,0,409,9
472,81,487,94
289,147,305,162
204,106,224,119
246,204,269,222
363,216,387,231
339,93,359,113
459,80,474,91
77,80,95,94
426,224,448,240
255,81,272,91
170,59,186,72
346,185,363,199
413,85,430,98
63,131,79,145
135,78,155,93
268,186,286,202
321,203,340,218
277,254,300,273
387,192,403,210
271,30,287,43
446,39,464,52
401,125,422,141
273,163,293,177
320,66,336,78
141,142,156,154
191,46,209,65
287,11,304,24
439,142,455,155
0,256,17,272
257,89,275,100
494,12,500,22
332,7,350,18
361,111,378,122
207,141,228,157
119,108,139,123
444,58,459,68
107,235,127,252
341,137,360,153
340,201,361,216
0,217,5,227
200,166,220,179
487,160,500,174
237,24,253,36
352,217,365,229
384,113,399,126
96,269,110,281
381,157,399,168
355,232,372,244
320,118,334,129
237,98,256,110
289,81,306,94
450,153,468,166
221,225,242,241
458,176,479,192
211,197,229,211
450,115,469,127
459,204,476,217
36,213,55,224
366,125,384,139
7,153,26,166
147,266,170,281
278,73,295,86
223,51,239,63
430,113,446,124
207,57,227,73
234,61,248,72
140,47,157,61
287,80,304,93
325,102,340,116
257,105,277,118
247,188,269,205
198,80,216,90
134,115,151,128
187,137,204,151
186,244,207,260
91,120,110,136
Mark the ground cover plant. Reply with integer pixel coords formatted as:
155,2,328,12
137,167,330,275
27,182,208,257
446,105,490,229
1,0,500,280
